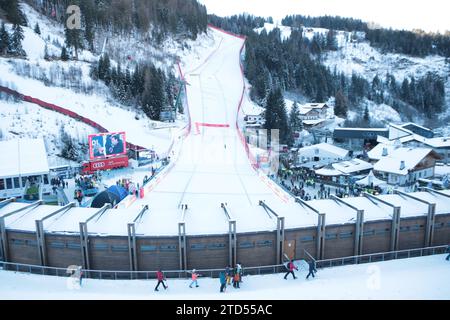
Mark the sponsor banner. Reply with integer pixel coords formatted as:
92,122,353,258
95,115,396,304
89,132,127,160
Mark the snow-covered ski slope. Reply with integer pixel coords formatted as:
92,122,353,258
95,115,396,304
128,27,317,236
1,254,449,299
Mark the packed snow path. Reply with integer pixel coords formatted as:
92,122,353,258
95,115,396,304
130,28,312,235
1,254,449,299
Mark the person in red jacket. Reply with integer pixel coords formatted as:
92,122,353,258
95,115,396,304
189,269,200,288
284,259,298,280
155,269,167,291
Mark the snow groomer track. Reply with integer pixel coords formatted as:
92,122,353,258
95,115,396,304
0,27,449,273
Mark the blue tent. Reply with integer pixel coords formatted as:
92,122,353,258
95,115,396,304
107,185,128,201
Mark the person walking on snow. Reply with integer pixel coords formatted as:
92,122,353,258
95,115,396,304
236,262,243,282
155,269,167,291
219,271,227,293
225,265,232,285
306,260,318,279
233,267,241,289
446,245,450,261
77,266,83,287
284,259,298,280
189,269,200,288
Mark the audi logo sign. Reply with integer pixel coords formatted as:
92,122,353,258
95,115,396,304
92,162,106,169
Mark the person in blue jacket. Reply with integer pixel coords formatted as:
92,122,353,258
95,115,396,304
219,271,227,293
306,260,318,279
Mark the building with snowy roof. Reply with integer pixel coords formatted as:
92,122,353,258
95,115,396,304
0,138,51,200
373,147,441,186
333,127,389,149
297,143,350,165
375,123,450,164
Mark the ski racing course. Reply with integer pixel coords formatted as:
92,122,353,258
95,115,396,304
0,26,449,273
128,26,311,236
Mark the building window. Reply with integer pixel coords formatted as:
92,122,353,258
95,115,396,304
43,175,49,184
339,232,353,239
363,230,375,236
325,233,337,240
6,178,12,189
208,243,226,250
11,239,25,246
111,245,128,252
140,245,157,252
300,236,314,242
13,177,20,189
49,242,65,248
160,245,177,252
375,228,390,235
94,244,109,251
67,243,81,250
25,240,37,247
190,244,207,250
256,240,273,247
0,179,4,190
238,241,254,248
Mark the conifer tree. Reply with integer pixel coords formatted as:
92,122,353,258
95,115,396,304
334,90,348,117
0,22,10,55
289,102,302,132
34,22,41,35
10,23,25,56
60,46,69,61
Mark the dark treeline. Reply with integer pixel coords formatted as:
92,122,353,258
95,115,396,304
282,15,368,32
0,0,27,25
208,14,267,35
365,28,450,57
25,0,207,47
282,14,450,58
91,54,176,121
399,73,446,114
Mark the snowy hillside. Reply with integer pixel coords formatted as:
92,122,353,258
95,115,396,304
1,254,448,299
0,2,227,162
254,23,450,125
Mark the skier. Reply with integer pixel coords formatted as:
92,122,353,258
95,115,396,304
446,245,450,261
219,271,227,293
154,269,167,291
306,260,318,279
284,259,298,280
189,269,200,288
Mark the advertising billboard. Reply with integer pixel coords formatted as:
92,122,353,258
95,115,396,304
88,132,126,160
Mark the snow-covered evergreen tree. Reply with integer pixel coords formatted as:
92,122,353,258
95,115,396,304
34,22,41,35
9,23,26,57
0,22,10,55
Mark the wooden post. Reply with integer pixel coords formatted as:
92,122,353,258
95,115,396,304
355,210,364,256
276,217,285,264
317,214,326,260
35,220,46,266
391,207,401,251
127,223,138,274
178,222,187,271
229,220,237,267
